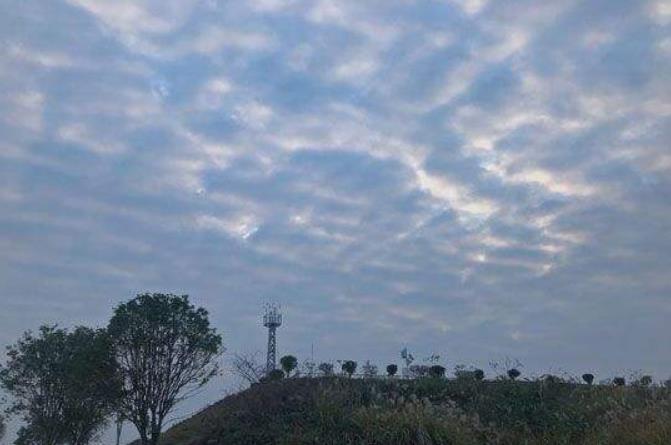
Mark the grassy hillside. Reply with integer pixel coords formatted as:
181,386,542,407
154,377,671,445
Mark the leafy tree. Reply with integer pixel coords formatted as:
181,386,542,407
613,377,626,386
61,327,121,445
318,362,334,376
429,365,446,378
0,326,68,445
0,326,119,445
341,360,357,377
507,368,521,380
473,369,485,381
386,364,398,377
107,293,223,445
280,355,298,377
582,373,595,385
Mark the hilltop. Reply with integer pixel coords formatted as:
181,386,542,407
149,376,671,445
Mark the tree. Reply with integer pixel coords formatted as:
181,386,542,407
341,360,357,377
0,326,119,445
507,368,521,380
613,377,626,386
473,369,485,381
0,415,5,442
280,355,298,377
386,364,398,377
582,373,594,385
231,352,265,386
61,327,121,445
429,365,446,378
107,293,223,445
318,362,334,376
0,326,68,445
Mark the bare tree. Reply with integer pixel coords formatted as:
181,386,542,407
231,352,265,386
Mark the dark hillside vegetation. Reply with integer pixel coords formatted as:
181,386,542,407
151,376,671,445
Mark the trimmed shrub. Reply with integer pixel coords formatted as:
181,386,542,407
342,360,357,377
318,362,334,376
507,368,521,380
429,365,446,379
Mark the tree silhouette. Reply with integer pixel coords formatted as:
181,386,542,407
0,326,119,445
108,293,223,445
342,360,357,377
582,373,594,385
429,365,446,378
386,364,398,377
507,368,521,380
280,355,298,377
318,362,334,376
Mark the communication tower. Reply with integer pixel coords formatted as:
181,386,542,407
263,304,282,375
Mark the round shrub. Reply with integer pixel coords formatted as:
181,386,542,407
429,365,446,378
342,360,357,377
507,368,521,380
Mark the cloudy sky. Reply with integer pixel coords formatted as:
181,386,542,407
1,0,671,440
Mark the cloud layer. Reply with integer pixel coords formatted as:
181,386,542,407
1,0,670,439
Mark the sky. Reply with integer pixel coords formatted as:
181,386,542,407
1,0,671,441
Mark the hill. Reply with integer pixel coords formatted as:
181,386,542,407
152,376,671,445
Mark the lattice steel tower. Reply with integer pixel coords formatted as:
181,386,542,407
263,304,282,375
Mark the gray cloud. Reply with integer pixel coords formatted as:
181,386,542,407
1,0,670,441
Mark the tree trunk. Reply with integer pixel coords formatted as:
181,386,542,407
115,418,123,445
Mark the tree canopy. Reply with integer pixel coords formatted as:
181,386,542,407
107,293,223,445
0,325,119,445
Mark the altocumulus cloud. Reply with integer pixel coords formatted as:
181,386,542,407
1,0,671,439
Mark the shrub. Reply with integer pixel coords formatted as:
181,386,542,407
635,375,653,387
429,365,446,379
386,364,398,377
507,368,521,380
318,362,334,376
280,355,298,377
342,360,357,377
613,377,626,386
267,369,284,381
473,369,485,381
408,365,430,378
582,373,594,385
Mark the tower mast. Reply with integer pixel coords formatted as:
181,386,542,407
263,304,282,375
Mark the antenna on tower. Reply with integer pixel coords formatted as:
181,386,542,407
262,303,282,375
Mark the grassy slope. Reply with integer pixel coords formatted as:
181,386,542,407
154,377,671,445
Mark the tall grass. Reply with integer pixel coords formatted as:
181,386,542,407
156,376,671,445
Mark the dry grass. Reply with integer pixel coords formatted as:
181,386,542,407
152,377,671,445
